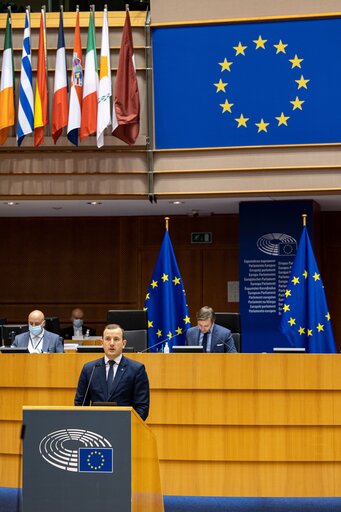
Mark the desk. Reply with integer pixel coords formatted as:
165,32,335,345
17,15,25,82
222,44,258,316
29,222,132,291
1,353,341,496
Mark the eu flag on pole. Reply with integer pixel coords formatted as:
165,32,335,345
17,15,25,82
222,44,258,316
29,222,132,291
280,225,336,353
144,227,191,351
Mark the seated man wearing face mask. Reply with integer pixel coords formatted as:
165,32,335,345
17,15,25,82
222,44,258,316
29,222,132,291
60,308,96,340
11,309,64,353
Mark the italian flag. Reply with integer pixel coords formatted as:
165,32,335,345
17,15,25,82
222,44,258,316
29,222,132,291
0,12,14,145
80,10,98,141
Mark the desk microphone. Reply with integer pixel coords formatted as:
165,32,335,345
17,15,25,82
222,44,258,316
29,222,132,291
139,331,184,353
82,363,100,406
208,330,238,353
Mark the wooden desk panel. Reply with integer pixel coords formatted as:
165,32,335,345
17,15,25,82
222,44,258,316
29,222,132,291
0,353,340,496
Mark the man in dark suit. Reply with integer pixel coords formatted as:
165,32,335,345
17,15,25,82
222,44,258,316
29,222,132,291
186,306,237,353
61,307,96,340
11,309,64,353
74,324,150,421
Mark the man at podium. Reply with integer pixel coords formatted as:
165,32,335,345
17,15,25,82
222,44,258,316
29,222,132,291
74,324,150,420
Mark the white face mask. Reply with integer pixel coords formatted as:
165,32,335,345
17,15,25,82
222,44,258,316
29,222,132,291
73,319,83,328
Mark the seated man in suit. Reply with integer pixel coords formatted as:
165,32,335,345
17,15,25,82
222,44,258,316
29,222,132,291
186,306,237,353
11,309,64,353
61,307,96,340
74,324,150,421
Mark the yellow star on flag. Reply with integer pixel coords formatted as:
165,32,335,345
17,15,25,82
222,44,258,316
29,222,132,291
233,42,247,56
176,327,183,335
326,312,331,321
253,35,267,49
275,112,290,126
303,270,308,278
295,75,310,89
161,273,169,282
290,96,304,110
214,79,228,92
156,329,162,338
313,272,320,281
145,293,150,300
235,114,249,128
317,323,324,332
289,54,303,69
283,304,290,312
148,320,153,328
307,329,313,336
255,119,269,133
219,58,233,72
220,99,234,113
151,280,158,288
274,40,288,54
288,317,296,326
183,315,191,324
298,327,305,335
292,276,300,285
285,289,292,297
173,276,181,285
167,331,173,339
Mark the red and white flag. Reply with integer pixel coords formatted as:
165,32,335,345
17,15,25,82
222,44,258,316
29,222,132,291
52,8,68,144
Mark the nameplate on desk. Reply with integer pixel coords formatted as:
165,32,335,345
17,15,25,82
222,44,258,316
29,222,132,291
72,336,101,341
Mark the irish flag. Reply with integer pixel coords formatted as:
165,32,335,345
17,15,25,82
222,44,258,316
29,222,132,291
80,9,98,141
34,8,48,147
0,11,14,145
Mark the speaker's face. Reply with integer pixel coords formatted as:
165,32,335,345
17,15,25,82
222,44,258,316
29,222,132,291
102,328,127,359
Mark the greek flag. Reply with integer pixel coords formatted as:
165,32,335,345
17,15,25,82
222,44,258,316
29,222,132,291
17,8,33,146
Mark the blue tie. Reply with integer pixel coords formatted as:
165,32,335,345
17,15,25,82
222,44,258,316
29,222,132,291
107,360,115,399
202,333,208,352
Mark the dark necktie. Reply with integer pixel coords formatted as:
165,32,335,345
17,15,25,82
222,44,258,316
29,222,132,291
202,333,208,353
107,360,115,399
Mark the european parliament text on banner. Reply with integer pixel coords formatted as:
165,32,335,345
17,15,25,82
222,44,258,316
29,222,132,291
152,16,341,149
144,229,191,351
280,226,336,353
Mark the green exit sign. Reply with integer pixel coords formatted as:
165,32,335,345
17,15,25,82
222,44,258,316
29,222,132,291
191,232,213,244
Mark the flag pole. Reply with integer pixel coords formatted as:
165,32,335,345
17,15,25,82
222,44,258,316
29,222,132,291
302,213,307,227
165,217,169,231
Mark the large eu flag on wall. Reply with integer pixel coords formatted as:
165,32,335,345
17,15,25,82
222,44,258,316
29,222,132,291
152,16,341,149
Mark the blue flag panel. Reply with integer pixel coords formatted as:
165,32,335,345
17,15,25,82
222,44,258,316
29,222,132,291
153,16,341,149
280,227,336,353
79,448,113,473
144,230,191,351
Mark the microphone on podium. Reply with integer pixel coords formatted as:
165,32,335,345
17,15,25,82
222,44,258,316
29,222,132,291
82,363,100,406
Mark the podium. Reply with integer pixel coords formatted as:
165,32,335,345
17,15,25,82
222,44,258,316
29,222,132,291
22,406,164,512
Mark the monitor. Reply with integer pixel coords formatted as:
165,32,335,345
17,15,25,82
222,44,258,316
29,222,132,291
45,317,61,335
77,346,103,353
273,347,306,353
172,345,204,353
106,310,148,331
76,345,135,353
1,324,28,347
0,347,29,353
